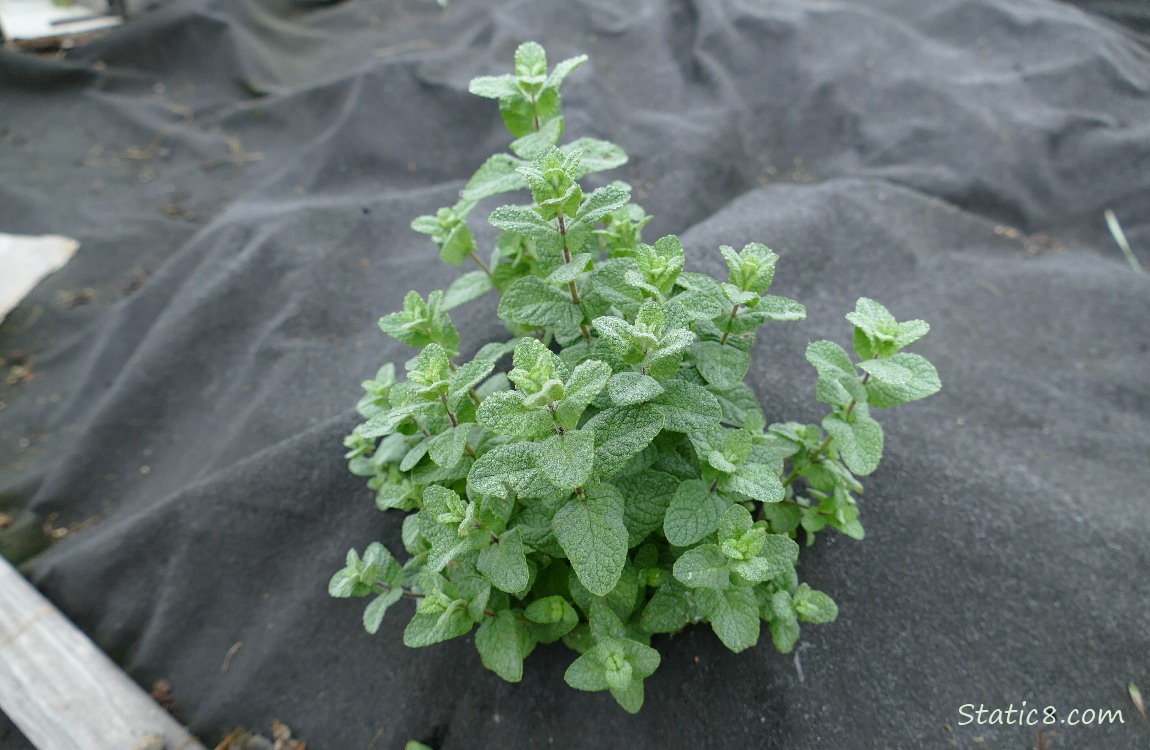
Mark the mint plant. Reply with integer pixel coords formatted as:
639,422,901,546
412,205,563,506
330,42,941,713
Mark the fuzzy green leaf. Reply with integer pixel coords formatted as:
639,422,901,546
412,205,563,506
476,391,553,439
608,372,664,405
731,534,798,582
553,485,628,596
614,469,680,547
448,359,494,410
650,379,722,431
444,270,495,310
510,116,565,159
639,581,693,633
721,463,784,503
477,527,530,594
757,295,807,321
468,442,559,499
895,319,931,348
691,341,750,389
584,405,664,476
663,479,726,547
672,544,730,589
545,252,594,285
857,357,912,385
363,587,403,634
536,429,595,490
698,587,760,653
404,602,473,648
792,583,839,624
553,359,611,428
461,153,527,201
806,340,866,407
468,74,520,99
475,610,526,682
863,352,941,408
823,408,884,476
489,205,563,254
428,423,473,468
564,650,610,691
565,137,627,177
498,275,584,329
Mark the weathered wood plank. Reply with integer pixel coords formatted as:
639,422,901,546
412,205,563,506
0,557,207,750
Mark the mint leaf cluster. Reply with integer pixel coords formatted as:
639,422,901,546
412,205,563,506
330,42,941,712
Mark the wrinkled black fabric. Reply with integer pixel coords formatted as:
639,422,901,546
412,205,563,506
2,1,1148,748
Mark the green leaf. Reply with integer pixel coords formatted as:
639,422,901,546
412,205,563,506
663,479,726,547
475,610,526,682
584,405,664,476
448,359,494,410
575,184,631,226
614,469,680,547
428,423,473,468
806,340,866,407
461,153,527,201
443,271,495,310
544,53,588,90
895,319,931,348
468,74,520,99
497,275,583,329
545,252,594,285
691,341,750,389
515,41,548,88
363,587,403,634
423,521,478,574
404,603,474,648
768,591,800,653
565,137,627,177
610,680,646,714
476,390,553,439
536,429,595,490
553,359,611,428
793,583,838,624
672,544,730,589
468,442,559,499
699,587,760,653
525,596,579,643
477,527,530,594
564,650,610,691
489,205,563,254
707,382,765,428
757,295,807,321
439,223,475,266
608,372,664,405
731,534,798,583
863,352,941,408
639,581,693,633
823,408,884,476
553,485,628,596
722,243,777,294
672,289,725,321
650,379,722,431
509,116,565,159
720,463,784,503
857,357,912,385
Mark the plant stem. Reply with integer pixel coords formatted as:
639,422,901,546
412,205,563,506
556,214,592,341
719,303,740,345
781,373,870,488
470,251,494,278
439,395,478,458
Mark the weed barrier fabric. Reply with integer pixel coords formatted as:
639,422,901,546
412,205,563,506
1,0,1148,747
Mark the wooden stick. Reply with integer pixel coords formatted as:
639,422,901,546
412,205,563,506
0,557,207,750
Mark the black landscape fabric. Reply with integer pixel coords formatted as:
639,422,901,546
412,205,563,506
2,0,1149,748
